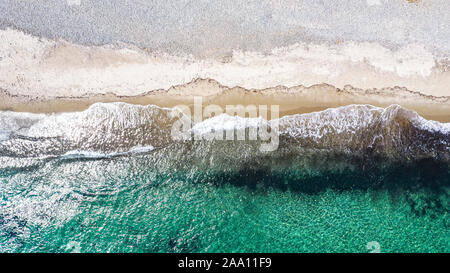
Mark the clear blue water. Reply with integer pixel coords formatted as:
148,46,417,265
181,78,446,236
1,154,448,253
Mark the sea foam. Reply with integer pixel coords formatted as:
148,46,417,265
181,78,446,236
0,102,448,162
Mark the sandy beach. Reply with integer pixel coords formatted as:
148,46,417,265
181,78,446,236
1,27,448,122
1,78,449,122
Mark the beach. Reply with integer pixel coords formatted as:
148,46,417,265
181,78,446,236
1,28,448,121
1,79,449,122
0,0,449,253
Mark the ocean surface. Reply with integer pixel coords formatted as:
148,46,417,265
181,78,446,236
0,103,449,252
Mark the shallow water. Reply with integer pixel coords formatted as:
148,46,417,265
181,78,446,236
0,153,448,253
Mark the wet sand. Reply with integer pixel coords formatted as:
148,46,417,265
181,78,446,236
1,79,449,122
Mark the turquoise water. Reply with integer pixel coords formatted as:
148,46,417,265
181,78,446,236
0,103,449,253
1,154,448,253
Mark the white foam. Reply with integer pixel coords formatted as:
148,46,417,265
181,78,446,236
0,102,178,157
0,103,448,158
191,114,266,135
409,114,450,135
61,145,155,159
190,104,450,141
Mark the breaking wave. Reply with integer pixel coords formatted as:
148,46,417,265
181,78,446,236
0,103,180,158
0,102,448,168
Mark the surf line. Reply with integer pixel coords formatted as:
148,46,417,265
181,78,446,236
170,96,280,152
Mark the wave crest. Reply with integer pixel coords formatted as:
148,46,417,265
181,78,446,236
278,104,449,159
0,103,182,157
0,103,448,163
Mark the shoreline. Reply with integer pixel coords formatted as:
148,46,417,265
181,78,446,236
2,28,450,99
1,79,449,122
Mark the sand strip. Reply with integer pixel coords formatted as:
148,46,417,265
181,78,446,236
1,79,449,122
